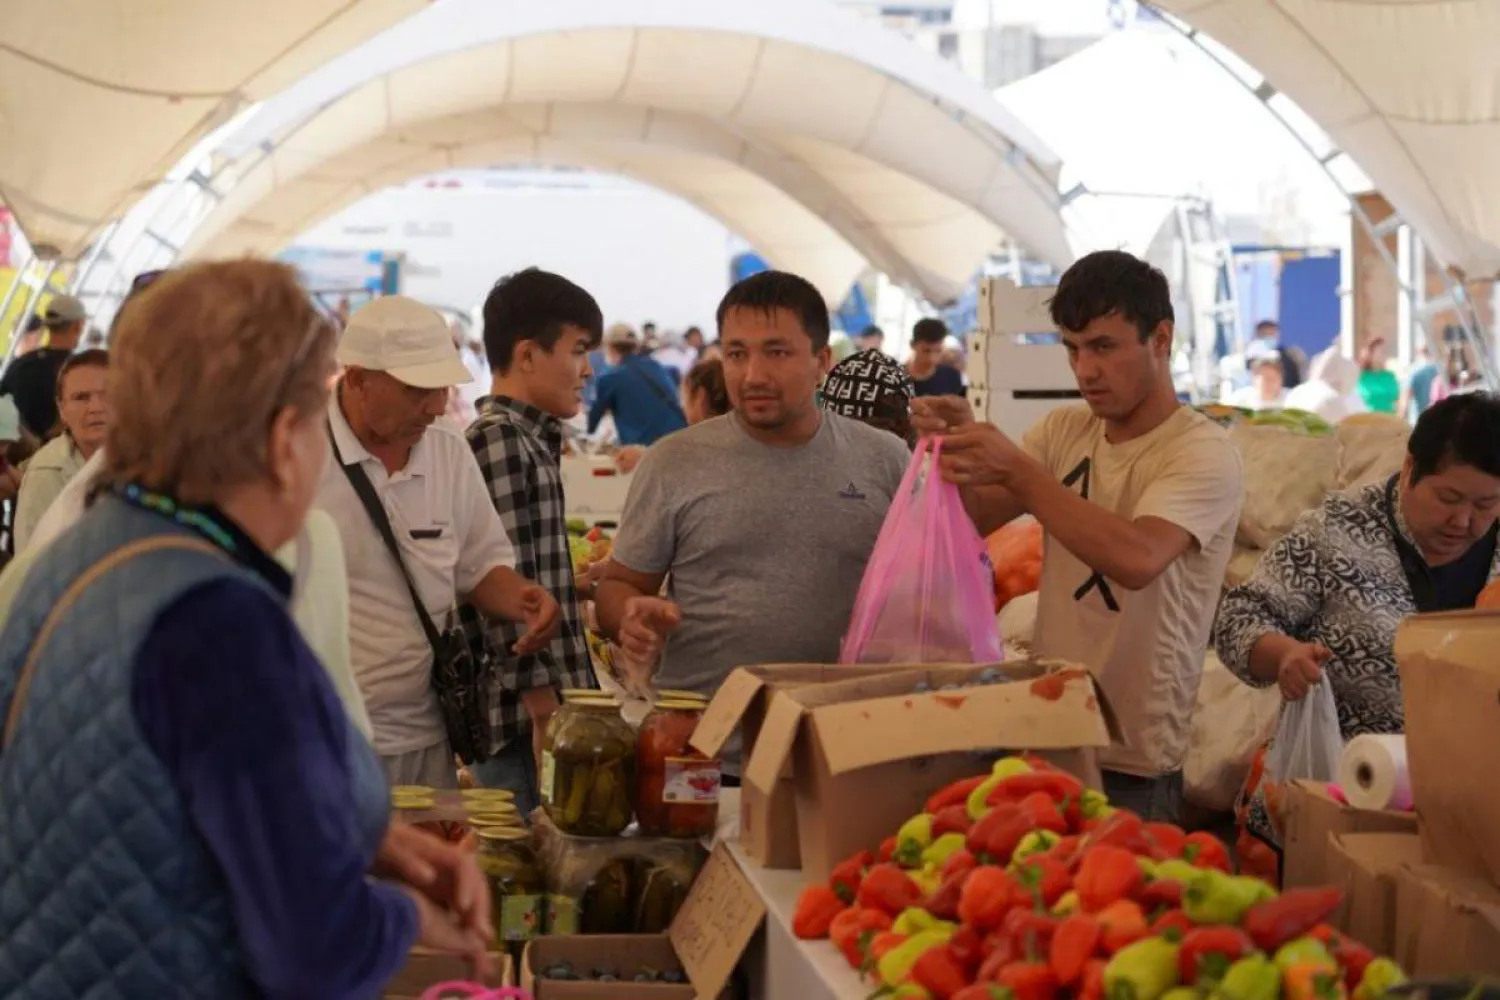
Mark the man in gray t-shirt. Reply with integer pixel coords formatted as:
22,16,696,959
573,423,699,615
596,271,910,772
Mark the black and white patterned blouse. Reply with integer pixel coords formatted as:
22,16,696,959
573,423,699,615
1215,478,1499,841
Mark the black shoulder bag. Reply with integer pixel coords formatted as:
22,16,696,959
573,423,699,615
328,421,490,764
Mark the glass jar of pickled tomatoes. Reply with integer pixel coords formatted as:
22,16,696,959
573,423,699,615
634,696,720,838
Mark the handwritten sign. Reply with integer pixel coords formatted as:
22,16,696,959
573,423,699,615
670,843,765,998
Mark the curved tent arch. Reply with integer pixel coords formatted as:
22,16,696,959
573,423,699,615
1152,0,1500,281
181,103,949,300
0,0,427,259
184,119,887,303
179,0,1075,303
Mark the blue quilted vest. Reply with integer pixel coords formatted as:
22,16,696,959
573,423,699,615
0,496,391,999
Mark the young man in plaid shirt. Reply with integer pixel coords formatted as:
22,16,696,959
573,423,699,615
464,268,603,812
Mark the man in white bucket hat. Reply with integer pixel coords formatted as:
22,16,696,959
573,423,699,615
318,295,560,787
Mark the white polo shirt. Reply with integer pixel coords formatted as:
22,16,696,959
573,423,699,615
319,395,516,755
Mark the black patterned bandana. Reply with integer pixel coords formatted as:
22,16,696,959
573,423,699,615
820,349,915,420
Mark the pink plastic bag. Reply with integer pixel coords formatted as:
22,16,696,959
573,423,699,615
841,438,1005,664
419,984,531,1000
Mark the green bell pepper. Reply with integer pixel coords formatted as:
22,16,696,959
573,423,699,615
1273,938,1335,973
1081,788,1111,819
1184,871,1277,925
1012,829,1061,862
1154,860,1201,884
921,832,969,869
1210,955,1281,1000
1352,958,1405,1000
877,928,953,986
1104,936,1181,1000
895,813,935,867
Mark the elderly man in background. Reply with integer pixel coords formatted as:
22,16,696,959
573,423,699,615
14,349,109,551
320,296,560,787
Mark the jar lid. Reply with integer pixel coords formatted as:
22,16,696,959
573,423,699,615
561,688,614,700
391,785,436,797
654,698,707,711
656,689,708,702
461,788,516,800
475,825,532,843
467,810,521,825
391,795,436,809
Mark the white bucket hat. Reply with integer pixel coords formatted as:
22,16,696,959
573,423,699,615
337,296,472,389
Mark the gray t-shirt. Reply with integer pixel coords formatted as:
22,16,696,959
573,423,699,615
612,411,911,770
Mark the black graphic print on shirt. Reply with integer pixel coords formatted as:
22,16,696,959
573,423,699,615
1062,457,1120,613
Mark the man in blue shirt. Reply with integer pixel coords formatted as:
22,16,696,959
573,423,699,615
587,324,688,445
907,317,967,398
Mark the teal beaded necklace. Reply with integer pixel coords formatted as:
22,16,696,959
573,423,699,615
115,483,238,556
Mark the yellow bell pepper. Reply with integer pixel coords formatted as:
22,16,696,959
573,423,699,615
895,813,935,867
910,863,943,897
894,985,934,999
921,832,968,869
992,756,1034,779
1138,857,1160,878
893,906,957,937
1051,890,1080,916
1011,830,1060,863
1080,787,1111,820
877,929,953,986
968,757,1033,819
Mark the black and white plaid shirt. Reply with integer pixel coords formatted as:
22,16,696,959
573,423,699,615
464,396,596,751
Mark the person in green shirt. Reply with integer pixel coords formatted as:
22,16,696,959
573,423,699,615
1357,336,1400,414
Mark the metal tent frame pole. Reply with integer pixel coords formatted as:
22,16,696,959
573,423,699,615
1139,2,1498,391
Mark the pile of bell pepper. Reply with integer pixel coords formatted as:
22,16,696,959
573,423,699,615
791,755,1408,1000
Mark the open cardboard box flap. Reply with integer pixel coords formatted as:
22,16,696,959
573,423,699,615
524,843,764,999
1395,862,1500,976
743,662,1118,793
690,664,911,759
1394,612,1500,884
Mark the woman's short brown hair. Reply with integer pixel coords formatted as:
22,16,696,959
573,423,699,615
100,260,335,505
684,358,730,418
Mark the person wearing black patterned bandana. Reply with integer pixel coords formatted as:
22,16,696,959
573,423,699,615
820,348,916,447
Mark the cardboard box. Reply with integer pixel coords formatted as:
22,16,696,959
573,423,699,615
1279,781,1417,889
1395,612,1500,884
384,948,512,999
521,843,765,999
691,664,916,869
1325,832,1425,955
1394,863,1500,977
703,660,1116,883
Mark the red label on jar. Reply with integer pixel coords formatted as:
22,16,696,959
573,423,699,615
662,757,721,804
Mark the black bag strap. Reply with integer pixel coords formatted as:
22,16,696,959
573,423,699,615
624,360,687,420
327,420,446,657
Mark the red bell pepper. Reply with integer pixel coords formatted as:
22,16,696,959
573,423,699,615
1148,908,1193,942
1078,959,1108,1000
913,944,974,1000
791,883,845,939
1017,791,1069,835
927,774,990,814
1075,844,1145,912
1182,831,1233,871
829,906,892,968
1136,878,1184,913
1081,810,1156,857
1243,886,1344,951
942,848,979,880
1002,907,1061,955
1144,822,1188,858
985,771,1084,809
933,803,975,838
996,960,1060,1000
967,802,1034,864
1014,854,1073,908
1094,898,1147,954
856,862,923,916
959,865,1020,930
948,925,986,975
878,835,898,864
1310,925,1377,991
829,848,873,905
1178,925,1257,985
1049,913,1102,986
926,869,971,921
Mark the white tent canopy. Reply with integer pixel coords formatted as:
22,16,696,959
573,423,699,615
0,0,425,259
176,0,1073,304
999,26,1356,256
1155,0,1500,281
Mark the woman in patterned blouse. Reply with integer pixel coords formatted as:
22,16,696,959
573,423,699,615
1214,392,1500,842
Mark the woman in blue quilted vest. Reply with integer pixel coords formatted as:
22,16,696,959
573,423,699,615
0,261,492,999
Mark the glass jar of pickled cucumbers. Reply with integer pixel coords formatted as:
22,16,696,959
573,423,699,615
541,693,636,836
475,826,543,960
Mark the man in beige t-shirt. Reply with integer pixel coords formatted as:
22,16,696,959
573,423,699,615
914,250,1242,821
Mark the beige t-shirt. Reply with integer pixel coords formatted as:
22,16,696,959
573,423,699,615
1025,405,1242,776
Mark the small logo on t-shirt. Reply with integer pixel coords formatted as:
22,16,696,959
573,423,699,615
838,482,867,501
